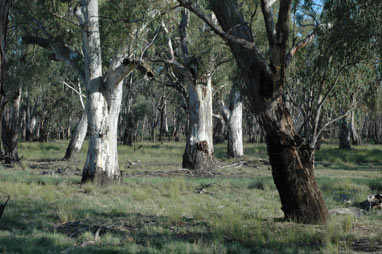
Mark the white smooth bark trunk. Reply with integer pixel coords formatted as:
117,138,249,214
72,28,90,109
182,77,214,171
64,109,88,160
80,0,121,184
219,89,243,158
227,90,243,157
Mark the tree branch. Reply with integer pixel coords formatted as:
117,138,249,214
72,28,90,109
105,58,154,88
261,0,276,47
177,0,272,77
285,23,333,66
22,36,85,85
179,9,190,64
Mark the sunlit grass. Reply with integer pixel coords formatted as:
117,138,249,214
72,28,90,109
1,140,382,253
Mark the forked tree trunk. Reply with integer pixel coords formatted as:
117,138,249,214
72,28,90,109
208,0,329,223
182,77,214,171
77,0,153,185
78,0,120,185
63,109,87,160
2,88,21,163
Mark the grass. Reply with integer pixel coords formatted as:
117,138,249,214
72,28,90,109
0,140,381,253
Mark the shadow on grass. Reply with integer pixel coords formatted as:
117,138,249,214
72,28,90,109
316,147,382,165
1,206,324,254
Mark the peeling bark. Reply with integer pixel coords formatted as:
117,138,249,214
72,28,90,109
78,0,154,185
177,0,329,223
220,88,243,158
182,77,214,171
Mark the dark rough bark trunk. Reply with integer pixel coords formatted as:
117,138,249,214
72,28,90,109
339,118,351,149
0,0,10,153
183,140,214,171
209,1,328,223
373,115,382,144
213,114,226,144
2,89,21,163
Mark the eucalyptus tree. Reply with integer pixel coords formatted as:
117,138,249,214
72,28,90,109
153,9,226,171
16,0,154,183
177,0,330,223
75,0,154,184
14,0,88,159
218,83,243,158
286,0,382,152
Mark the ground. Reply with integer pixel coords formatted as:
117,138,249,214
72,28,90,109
0,140,381,254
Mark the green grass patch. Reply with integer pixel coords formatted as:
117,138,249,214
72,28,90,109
1,141,382,253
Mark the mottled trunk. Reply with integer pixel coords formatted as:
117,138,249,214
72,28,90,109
2,88,21,163
227,89,243,158
182,78,214,171
63,109,88,160
82,81,122,185
79,0,120,185
211,1,328,223
339,118,351,149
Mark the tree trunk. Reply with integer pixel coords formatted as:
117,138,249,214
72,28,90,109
339,118,351,149
26,113,37,141
182,78,214,171
226,89,243,158
63,109,88,160
209,1,328,223
0,0,11,153
79,0,120,185
373,115,382,144
2,88,21,163
213,114,226,144
350,110,361,145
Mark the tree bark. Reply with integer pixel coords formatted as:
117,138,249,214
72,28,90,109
220,88,243,158
350,110,362,145
77,0,153,185
63,109,88,160
339,118,351,149
182,77,214,171
213,114,226,144
197,0,329,223
2,88,21,163
78,0,120,185
0,0,11,154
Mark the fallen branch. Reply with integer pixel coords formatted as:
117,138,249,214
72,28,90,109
219,160,260,169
